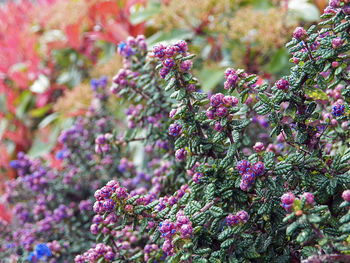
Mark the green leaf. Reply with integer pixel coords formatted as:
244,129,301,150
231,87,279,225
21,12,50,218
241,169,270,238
38,113,59,129
304,86,328,100
146,29,194,46
221,238,234,249
198,67,223,92
192,92,208,101
206,184,215,201
15,91,32,120
130,2,161,25
29,104,51,118
317,75,327,90
267,48,290,74
285,102,297,118
177,88,187,100
286,221,299,236
28,125,61,158
308,214,322,223
340,213,350,224
209,206,223,218
0,93,8,114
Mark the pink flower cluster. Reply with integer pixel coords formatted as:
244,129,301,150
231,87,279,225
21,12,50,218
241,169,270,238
237,160,265,191
159,211,193,256
153,40,193,78
93,180,128,214
281,192,314,212
74,243,114,263
206,93,238,131
224,68,239,90
95,133,112,154
226,210,249,226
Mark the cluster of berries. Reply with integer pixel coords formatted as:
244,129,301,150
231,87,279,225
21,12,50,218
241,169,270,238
237,160,265,191
153,40,193,78
226,210,249,226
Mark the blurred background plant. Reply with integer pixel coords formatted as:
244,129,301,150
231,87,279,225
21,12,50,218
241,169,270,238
0,0,145,184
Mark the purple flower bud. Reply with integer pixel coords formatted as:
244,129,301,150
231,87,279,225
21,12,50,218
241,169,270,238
169,123,182,136
214,121,223,131
253,142,265,152
90,224,99,235
159,219,176,238
343,5,350,15
342,190,350,202
236,210,249,223
115,187,128,199
226,214,239,226
222,96,236,107
252,162,265,176
281,192,295,206
236,160,251,173
240,180,249,191
216,106,228,117
163,58,175,69
174,40,188,53
242,172,254,183
180,60,192,72
225,68,236,78
332,37,343,49
206,109,216,119
104,251,115,261
175,148,187,161
180,224,193,239
301,192,314,205
169,109,177,119
332,104,345,116
165,46,176,57
103,199,115,211
276,78,289,90
162,239,173,254
186,84,196,92
193,172,203,184
210,93,224,107
153,44,166,59
293,27,307,40
224,69,239,89
168,196,178,205
159,67,170,79
329,0,340,8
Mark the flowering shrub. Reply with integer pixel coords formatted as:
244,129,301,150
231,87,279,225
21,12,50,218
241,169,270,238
3,0,350,262
70,1,350,262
